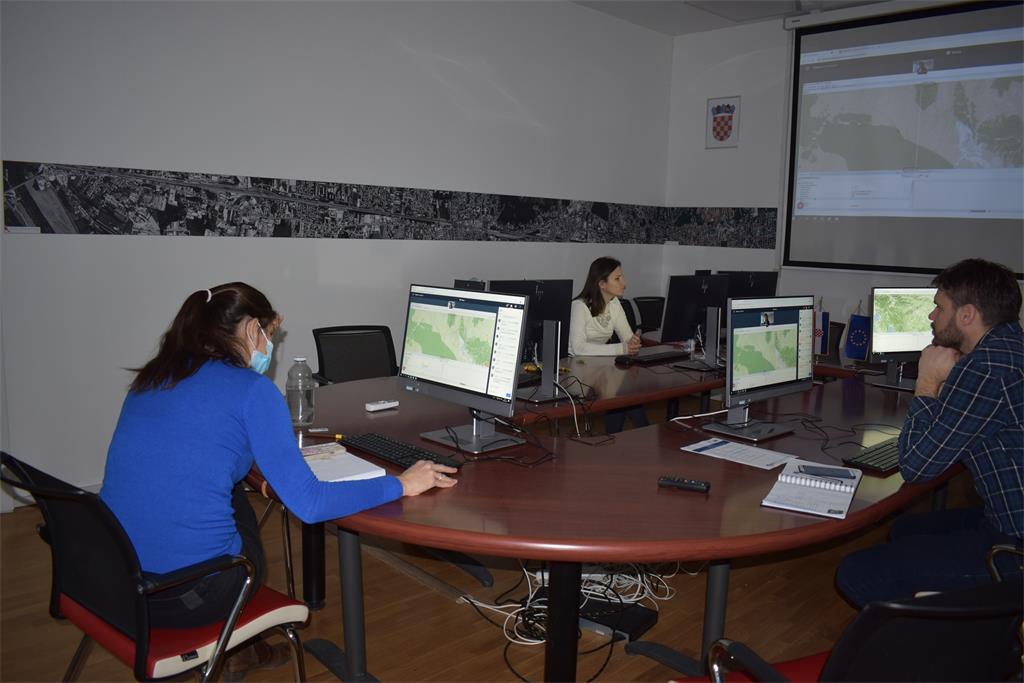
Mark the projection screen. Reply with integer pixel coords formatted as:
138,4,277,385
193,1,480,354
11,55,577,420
783,2,1023,276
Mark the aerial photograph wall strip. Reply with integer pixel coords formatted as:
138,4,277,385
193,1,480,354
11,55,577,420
3,161,776,248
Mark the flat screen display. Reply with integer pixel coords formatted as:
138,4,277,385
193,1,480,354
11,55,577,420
400,285,526,409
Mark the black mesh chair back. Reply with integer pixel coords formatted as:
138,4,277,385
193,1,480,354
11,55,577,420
611,299,639,345
632,296,665,333
0,453,146,654
819,578,1022,681
312,325,398,385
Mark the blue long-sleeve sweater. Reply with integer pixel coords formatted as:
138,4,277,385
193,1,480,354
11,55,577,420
100,361,403,574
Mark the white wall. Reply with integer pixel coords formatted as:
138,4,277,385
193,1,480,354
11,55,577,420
1,1,679,488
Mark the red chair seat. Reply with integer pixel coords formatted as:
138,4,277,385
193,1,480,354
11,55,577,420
59,585,308,679
671,651,829,683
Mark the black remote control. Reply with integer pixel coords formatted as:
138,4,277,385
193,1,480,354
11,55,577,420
658,476,711,493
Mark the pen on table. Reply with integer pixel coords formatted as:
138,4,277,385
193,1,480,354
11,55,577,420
302,431,344,441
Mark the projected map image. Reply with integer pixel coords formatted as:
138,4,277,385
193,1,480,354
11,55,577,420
405,309,495,366
873,293,934,334
732,326,799,390
799,78,1023,171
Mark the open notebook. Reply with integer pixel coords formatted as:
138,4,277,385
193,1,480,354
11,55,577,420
761,460,862,520
301,442,385,482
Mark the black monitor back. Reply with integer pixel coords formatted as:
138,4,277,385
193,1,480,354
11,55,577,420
661,275,729,343
453,279,486,291
489,279,573,360
719,271,779,299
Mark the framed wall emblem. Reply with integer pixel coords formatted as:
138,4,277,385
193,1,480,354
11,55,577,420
706,96,740,149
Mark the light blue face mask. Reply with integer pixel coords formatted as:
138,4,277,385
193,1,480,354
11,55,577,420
249,326,273,375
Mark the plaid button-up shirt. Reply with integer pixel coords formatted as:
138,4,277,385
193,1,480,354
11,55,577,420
900,320,1023,539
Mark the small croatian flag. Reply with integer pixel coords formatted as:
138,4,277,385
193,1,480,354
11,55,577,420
814,310,829,355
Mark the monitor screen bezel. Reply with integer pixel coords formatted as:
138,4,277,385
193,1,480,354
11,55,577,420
398,284,529,418
724,294,816,408
869,285,937,363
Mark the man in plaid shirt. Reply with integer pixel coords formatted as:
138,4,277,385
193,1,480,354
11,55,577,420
837,259,1022,606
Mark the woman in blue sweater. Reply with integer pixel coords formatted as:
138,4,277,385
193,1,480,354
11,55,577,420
100,282,456,634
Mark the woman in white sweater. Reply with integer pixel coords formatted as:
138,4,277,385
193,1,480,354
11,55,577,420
568,257,642,357
569,257,648,433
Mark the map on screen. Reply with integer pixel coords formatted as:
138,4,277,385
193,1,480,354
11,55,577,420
799,79,1021,173
732,326,799,390
405,309,495,367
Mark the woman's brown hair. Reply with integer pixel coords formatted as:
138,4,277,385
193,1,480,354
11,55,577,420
574,257,621,316
130,282,279,392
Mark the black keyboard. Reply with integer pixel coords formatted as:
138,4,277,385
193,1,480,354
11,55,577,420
341,433,461,469
843,436,901,474
615,349,690,367
673,358,719,372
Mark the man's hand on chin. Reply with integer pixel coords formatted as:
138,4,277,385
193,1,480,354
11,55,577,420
915,345,962,398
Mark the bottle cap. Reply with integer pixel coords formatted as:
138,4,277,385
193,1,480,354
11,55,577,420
293,356,307,362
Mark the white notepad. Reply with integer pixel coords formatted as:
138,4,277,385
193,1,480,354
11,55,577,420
301,443,385,482
681,438,794,470
761,460,862,519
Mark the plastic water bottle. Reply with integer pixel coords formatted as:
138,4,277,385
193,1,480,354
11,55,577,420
286,357,316,427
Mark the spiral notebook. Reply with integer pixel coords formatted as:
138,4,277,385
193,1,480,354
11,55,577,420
761,460,862,519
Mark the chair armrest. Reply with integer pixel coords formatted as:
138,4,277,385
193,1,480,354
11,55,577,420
313,373,332,386
141,554,255,595
988,544,1024,582
708,639,788,683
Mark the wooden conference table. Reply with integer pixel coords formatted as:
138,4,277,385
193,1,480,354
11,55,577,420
297,356,723,611
278,374,950,681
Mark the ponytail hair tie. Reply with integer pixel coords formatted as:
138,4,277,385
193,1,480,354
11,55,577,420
204,289,213,303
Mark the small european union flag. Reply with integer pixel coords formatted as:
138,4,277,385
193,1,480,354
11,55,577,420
844,313,871,361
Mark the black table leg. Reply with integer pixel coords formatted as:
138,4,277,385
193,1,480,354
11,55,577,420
623,560,731,677
702,560,730,655
302,521,326,609
700,391,711,413
304,528,377,681
544,561,582,682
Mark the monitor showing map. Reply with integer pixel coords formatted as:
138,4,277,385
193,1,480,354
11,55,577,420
398,284,529,453
870,286,937,362
704,295,815,442
783,2,1023,275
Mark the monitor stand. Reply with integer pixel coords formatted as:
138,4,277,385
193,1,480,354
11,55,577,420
869,361,916,392
517,320,567,404
704,404,794,442
421,411,525,454
675,306,721,372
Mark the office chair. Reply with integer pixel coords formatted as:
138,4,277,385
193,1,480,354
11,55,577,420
694,578,1022,683
311,325,399,386
0,452,308,682
632,296,666,333
613,298,639,344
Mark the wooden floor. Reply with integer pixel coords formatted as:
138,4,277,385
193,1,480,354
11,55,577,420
1,400,977,682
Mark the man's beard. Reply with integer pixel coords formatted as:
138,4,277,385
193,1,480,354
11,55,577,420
932,317,963,350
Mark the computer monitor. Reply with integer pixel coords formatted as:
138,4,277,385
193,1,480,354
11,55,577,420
869,286,937,391
705,295,816,442
488,279,573,361
398,284,529,454
718,271,780,299
661,274,729,343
